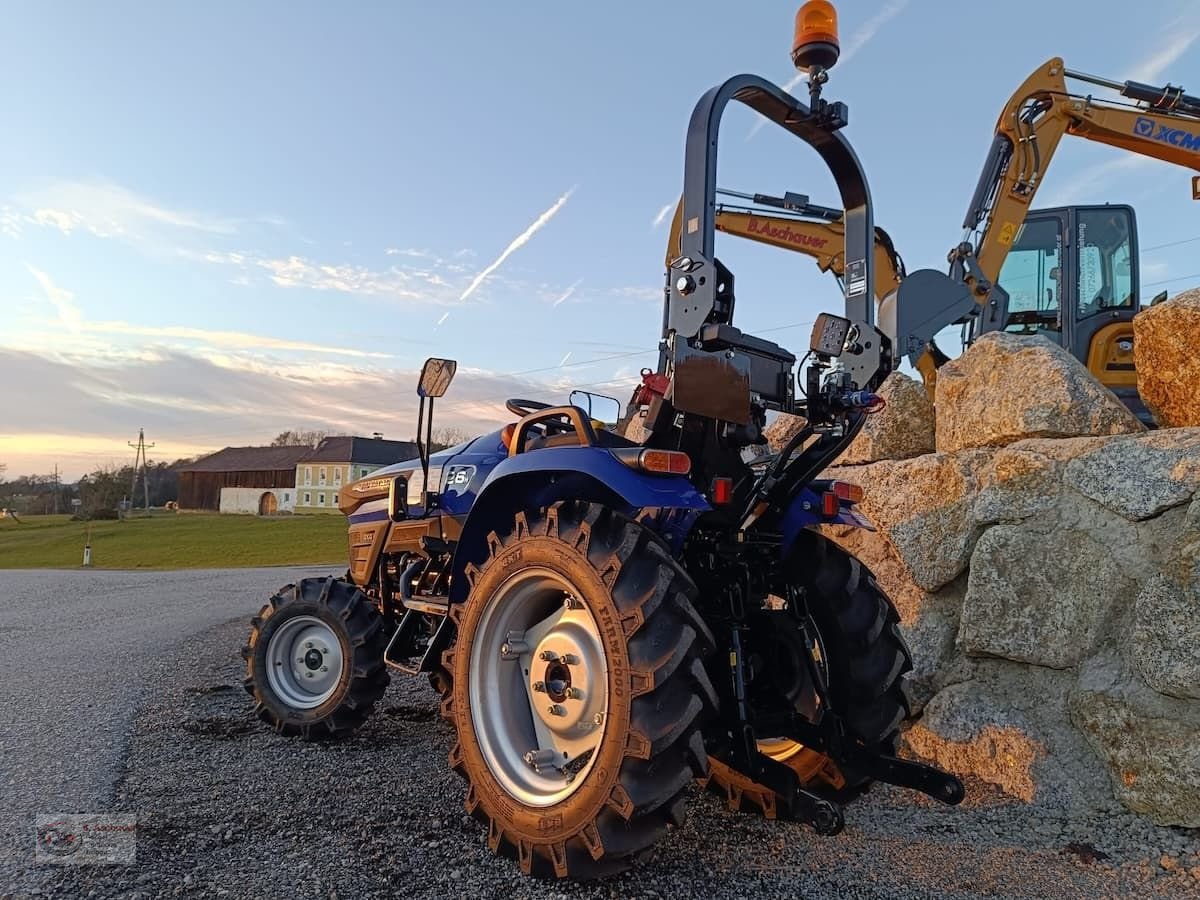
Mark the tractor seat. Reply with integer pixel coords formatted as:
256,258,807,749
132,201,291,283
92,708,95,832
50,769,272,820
527,428,640,451
500,421,640,453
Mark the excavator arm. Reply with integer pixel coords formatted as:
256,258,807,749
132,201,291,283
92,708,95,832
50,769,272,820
665,193,905,300
957,57,1200,303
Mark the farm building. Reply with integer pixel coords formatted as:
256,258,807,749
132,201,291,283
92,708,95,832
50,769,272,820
176,446,311,513
294,436,418,514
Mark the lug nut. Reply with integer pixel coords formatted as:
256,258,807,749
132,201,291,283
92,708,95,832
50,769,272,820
561,653,580,666
304,641,313,649
532,681,547,693
539,650,558,662
547,704,565,717
523,748,557,769
321,666,328,673
566,687,583,700
592,713,604,726
305,672,314,679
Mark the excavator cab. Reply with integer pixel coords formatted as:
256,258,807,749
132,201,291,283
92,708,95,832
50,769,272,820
967,204,1140,403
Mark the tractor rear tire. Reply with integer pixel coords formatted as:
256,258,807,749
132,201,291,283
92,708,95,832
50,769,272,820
242,577,390,740
705,532,911,817
441,501,716,879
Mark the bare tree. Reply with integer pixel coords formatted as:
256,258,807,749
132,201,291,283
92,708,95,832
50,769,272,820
271,429,329,448
428,426,473,452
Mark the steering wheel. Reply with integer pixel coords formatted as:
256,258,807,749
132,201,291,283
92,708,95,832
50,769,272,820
506,398,552,418
505,398,574,435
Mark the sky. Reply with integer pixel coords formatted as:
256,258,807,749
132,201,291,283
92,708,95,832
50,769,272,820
2,0,1199,479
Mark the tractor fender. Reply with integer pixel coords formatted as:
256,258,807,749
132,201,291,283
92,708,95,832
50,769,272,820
449,447,708,603
780,487,875,555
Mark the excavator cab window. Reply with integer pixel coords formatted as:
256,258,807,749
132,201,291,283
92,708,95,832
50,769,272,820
996,215,1063,342
1075,208,1135,317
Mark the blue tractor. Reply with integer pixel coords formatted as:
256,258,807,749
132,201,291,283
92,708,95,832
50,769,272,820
242,4,963,879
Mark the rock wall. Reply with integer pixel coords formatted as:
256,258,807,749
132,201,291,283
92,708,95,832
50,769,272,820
813,334,1200,827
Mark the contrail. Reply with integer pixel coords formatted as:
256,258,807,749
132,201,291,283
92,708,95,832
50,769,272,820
436,311,450,326
558,351,572,366
458,187,575,303
651,203,673,228
747,0,911,140
552,279,582,307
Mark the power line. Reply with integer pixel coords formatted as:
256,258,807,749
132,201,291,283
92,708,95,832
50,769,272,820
1143,272,1200,288
1142,235,1200,253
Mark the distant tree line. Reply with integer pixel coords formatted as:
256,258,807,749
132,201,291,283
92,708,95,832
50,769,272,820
0,460,190,519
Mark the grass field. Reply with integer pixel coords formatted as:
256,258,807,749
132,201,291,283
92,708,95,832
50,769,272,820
0,513,348,570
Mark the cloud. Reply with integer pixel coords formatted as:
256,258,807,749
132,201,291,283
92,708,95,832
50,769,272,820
1127,22,1200,84
611,285,663,303
1039,154,1160,207
26,265,83,332
253,255,425,299
0,347,595,478
81,321,392,358
15,179,275,241
1,205,24,239
551,279,582,307
18,265,389,358
651,203,673,229
457,187,575,303
748,0,911,139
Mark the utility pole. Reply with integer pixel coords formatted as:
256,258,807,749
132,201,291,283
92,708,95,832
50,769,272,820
52,464,60,515
128,428,156,512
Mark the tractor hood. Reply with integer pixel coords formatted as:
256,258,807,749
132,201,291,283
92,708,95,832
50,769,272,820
339,428,510,518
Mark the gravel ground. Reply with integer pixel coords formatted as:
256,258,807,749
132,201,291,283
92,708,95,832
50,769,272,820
3,571,1200,899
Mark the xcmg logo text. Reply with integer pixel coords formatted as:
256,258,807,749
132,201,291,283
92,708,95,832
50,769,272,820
1134,116,1200,151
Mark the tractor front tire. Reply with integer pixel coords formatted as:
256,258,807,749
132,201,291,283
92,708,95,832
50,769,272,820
705,532,911,817
442,501,716,879
242,576,390,740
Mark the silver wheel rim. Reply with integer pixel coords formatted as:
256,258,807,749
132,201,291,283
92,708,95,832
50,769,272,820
468,567,609,808
265,615,344,709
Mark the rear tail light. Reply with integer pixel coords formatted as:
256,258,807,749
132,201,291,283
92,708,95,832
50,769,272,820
612,448,692,476
711,477,733,505
831,480,864,502
639,449,692,475
821,491,839,517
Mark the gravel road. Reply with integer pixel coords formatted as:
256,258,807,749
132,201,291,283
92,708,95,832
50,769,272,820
3,569,1199,899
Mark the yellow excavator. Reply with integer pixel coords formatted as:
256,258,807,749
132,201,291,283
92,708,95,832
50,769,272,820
884,57,1200,418
668,59,1200,415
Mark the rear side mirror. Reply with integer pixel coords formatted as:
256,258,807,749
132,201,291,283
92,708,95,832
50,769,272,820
418,357,457,398
569,390,622,425
388,476,408,522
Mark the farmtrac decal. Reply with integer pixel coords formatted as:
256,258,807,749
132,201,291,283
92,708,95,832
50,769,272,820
1134,116,1200,152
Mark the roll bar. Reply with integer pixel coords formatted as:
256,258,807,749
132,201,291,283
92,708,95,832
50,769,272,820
664,74,878,339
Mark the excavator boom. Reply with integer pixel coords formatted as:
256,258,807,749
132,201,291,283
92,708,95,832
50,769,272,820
959,57,1200,304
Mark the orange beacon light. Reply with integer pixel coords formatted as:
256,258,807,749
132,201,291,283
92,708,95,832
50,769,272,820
792,1,841,71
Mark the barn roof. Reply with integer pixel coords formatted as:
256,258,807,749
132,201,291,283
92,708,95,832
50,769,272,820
177,445,312,473
301,436,418,466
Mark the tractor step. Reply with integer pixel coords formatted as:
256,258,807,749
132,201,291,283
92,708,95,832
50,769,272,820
384,605,452,675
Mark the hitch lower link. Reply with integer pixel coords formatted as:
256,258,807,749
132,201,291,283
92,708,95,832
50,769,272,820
755,745,964,836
